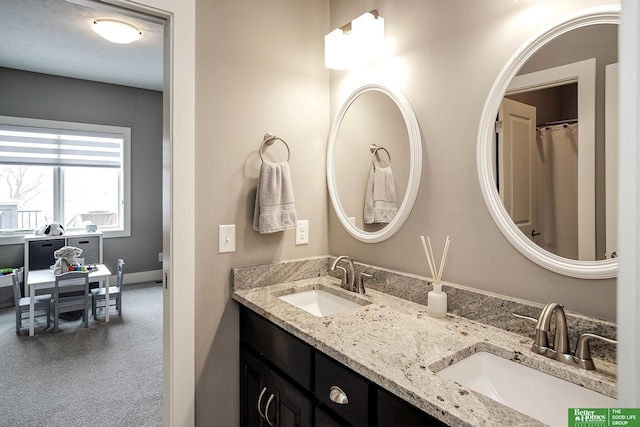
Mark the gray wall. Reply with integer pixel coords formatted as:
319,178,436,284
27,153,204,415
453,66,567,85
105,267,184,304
327,0,617,322
194,0,330,424
0,67,162,276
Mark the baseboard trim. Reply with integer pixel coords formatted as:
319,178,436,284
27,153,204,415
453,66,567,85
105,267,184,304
120,269,163,285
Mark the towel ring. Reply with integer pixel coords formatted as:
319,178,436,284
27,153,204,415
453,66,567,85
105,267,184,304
370,144,391,168
260,133,290,162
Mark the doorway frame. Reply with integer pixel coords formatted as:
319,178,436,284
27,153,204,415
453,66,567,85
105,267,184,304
111,0,195,424
618,0,640,406
507,58,596,260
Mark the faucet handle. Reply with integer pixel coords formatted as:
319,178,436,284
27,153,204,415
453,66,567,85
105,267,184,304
512,312,537,323
357,272,372,295
574,333,617,369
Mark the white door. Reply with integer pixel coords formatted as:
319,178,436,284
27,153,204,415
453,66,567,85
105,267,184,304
498,98,538,241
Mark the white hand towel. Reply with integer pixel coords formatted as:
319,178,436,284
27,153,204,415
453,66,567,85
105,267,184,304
253,161,297,233
364,166,398,224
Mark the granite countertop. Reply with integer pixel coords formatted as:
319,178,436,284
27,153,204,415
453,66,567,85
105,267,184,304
232,275,617,427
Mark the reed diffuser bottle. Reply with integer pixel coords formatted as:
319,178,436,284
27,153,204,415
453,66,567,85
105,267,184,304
427,282,447,318
420,235,450,319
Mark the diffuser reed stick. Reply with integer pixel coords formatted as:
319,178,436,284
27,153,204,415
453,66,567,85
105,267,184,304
420,235,450,285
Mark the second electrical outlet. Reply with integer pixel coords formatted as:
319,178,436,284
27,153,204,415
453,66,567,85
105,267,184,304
296,220,309,245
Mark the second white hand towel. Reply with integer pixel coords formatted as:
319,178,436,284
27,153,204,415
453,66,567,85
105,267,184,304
253,161,297,233
364,165,398,224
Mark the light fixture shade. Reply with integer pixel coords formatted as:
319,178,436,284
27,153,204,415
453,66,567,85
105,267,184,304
324,28,348,70
92,19,142,44
324,11,384,70
351,12,384,64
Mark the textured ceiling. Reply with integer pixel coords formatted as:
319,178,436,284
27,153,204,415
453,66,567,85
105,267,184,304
0,0,164,91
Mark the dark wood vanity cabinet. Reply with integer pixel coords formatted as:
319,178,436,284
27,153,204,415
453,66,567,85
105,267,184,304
239,306,447,427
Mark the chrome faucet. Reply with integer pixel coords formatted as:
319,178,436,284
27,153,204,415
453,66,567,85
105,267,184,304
330,256,356,292
514,303,617,370
533,302,570,355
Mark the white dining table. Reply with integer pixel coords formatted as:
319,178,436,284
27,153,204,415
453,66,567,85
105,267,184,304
27,264,112,336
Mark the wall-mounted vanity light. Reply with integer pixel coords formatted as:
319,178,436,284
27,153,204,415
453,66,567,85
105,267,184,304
91,18,142,44
324,10,384,70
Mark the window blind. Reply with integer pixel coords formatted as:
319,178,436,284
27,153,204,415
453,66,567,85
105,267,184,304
0,123,123,168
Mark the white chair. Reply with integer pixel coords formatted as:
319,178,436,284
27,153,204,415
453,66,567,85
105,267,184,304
12,270,51,335
53,271,91,333
92,259,124,319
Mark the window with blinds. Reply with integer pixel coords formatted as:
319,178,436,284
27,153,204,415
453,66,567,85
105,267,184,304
0,116,131,243
0,125,123,168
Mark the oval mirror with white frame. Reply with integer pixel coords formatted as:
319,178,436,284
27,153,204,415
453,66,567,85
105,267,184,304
477,5,619,279
327,83,422,243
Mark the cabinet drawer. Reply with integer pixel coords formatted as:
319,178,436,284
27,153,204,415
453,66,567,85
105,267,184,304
315,352,371,426
67,236,100,264
240,308,313,391
28,239,65,270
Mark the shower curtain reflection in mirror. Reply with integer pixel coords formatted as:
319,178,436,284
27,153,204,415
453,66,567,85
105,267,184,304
535,123,579,259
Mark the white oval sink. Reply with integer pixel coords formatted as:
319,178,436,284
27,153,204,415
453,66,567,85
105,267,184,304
278,288,367,317
437,351,616,427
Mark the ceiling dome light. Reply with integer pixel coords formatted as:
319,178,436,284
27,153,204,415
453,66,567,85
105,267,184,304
91,19,142,44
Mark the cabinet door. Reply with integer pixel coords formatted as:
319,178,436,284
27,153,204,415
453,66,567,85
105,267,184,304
241,348,270,427
67,236,100,264
28,239,65,270
270,370,312,427
241,347,313,427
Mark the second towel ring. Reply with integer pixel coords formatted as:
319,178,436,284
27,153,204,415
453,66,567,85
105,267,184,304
260,133,290,162
370,143,391,167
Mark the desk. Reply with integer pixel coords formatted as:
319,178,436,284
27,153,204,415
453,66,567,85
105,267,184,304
27,264,112,336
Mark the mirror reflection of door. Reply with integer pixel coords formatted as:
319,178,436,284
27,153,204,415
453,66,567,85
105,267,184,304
497,98,537,242
505,61,599,261
502,83,581,260
505,60,594,261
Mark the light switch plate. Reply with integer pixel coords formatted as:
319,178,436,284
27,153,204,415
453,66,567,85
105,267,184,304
219,224,236,253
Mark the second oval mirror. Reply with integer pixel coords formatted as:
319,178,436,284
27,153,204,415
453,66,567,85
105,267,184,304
327,84,422,243
477,5,619,278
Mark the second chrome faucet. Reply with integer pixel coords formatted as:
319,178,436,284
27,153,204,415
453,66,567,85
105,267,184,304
330,255,371,294
514,302,617,370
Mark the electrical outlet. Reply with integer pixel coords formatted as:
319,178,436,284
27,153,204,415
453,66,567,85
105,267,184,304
219,224,236,253
296,220,309,245
348,216,356,226
158,252,163,262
